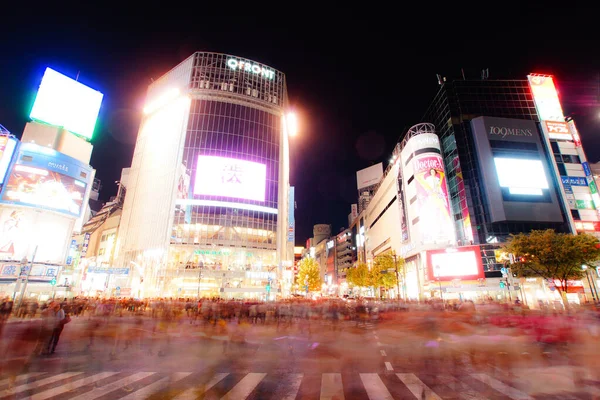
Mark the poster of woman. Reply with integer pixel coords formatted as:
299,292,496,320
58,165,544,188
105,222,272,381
413,155,455,244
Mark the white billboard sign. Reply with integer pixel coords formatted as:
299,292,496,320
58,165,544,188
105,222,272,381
356,163,383,190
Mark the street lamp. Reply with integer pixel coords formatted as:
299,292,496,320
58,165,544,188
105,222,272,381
392,253,401,305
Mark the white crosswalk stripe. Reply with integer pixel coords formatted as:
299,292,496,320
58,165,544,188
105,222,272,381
119,372,192,400
0,370,576,399
396,373,443,400
30,372,119,400
172,373,229,400
68,371,156,400
221,372,266,400
471,373,534,400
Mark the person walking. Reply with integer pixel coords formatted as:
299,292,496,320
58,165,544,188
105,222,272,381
45,302,68,355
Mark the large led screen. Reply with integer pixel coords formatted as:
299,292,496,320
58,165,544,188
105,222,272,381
2,165,87,217
494,158,549,196
29,67,103,140
427,246,485,281
194,155,266,202
527,75,565,123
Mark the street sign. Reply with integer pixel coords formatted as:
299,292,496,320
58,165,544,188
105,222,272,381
116,286,121,291
50,278,57,286
500,267,507,275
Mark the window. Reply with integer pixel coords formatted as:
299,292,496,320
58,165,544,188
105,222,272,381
571,209,581,221
557,163,567,176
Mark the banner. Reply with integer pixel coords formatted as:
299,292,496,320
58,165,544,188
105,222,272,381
412,154,454,244
452,156,473,243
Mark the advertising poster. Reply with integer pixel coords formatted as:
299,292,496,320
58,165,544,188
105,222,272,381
287,186,295,243
452,156,474,243
2,167,86,217
0,136,17,186
396,172,409,242
412,154,454,244
0,207,73,264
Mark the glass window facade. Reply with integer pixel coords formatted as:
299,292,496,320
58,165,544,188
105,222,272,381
423,80,571,271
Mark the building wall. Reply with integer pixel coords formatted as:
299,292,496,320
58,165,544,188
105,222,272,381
117,53,290,298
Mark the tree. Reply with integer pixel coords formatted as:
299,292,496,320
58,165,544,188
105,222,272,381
346,262,370,288
503,229,600,304
296,257,322,292
372,253,403,290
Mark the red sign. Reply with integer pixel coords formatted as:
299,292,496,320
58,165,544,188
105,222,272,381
544,121,571,140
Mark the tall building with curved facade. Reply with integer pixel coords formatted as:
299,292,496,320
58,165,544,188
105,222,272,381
115,52,292,298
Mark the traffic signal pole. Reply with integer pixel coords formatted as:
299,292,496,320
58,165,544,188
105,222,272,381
16,245,37,315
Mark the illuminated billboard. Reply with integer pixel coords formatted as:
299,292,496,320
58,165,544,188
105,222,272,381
527,75,565,122
426,246,485,281
194,155,266,202
0,206,74,264
0,143,92,217
29,67,103,140
494,157,549,196
0,136,17,185
471,116,564,223
412,154,455,244
544,121,571,141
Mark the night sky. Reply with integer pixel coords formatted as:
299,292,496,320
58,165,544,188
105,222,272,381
2,5,600,246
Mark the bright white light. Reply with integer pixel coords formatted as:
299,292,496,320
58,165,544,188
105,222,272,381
194,155,266,202
494,157,549,195
14,165,49,175
143,88,181,115
175,199,277,214
431,250,479,278
286,112,298,136
29,68,103,140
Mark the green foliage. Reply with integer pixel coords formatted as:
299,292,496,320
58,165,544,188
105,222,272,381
503,229,600,292
296,257,322,292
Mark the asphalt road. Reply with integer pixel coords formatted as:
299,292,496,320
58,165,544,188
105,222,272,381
0,315,597,399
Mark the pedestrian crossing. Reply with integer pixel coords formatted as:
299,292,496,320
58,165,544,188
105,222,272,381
0,370,568,399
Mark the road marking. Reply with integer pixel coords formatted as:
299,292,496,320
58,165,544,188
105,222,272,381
7,372,82,395
470,374,534,400
119,372,191,400
436,375,488,400
396,373,442,400
172,373,228,400
276,373,303,400
0,372,46,388
376,342,382,346
385,362,393,371
30,372,119,400
68,371,155,400
221,372,266,400
380,350,387,356
320,373,344,400
374,335,379,339
360,373,394,400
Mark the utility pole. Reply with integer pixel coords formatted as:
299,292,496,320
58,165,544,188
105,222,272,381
16,245,37,315
392,253,401,305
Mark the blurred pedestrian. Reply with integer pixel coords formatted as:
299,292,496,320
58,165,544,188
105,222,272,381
44,301,69,354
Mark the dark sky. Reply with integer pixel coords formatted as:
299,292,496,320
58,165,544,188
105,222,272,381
2,4,600,246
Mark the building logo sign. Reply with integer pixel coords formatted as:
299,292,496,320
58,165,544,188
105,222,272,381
561,176,587,186
488,126,533,138
226,58,275,80
544,121,571,141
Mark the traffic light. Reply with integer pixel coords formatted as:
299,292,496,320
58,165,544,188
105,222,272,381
499,281,506,289
266,284,271,292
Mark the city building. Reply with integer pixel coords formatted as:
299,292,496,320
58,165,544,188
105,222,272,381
70,168,129,297
356,163,383,213
115,52,294,299
0,67,101,301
